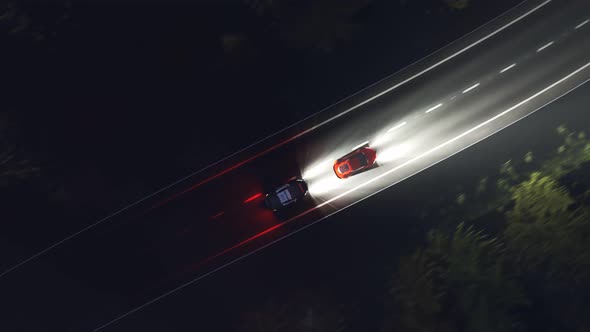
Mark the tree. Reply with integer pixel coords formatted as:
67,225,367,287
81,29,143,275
444,0,471,10
386,223,527,332
239,290,347,332
1,1,72,42
504,172,590,331
412,123,590,331
239,297,292,332
428,124,590,229
0,2,31,35
243,0,374,52
506,172,574,224
386,248,449,332
504,172,590,287
0,114,40,187
540,125,590,179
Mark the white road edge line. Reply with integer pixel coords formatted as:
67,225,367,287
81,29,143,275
575,19,589,30
352,141,370,150
1,0,552,281
301,0,552,137
462,83,481,94
387,122,407,133
537,41,554,52
91,63,590,332
500,63,517,73
320,62,590,208
425,103,444,113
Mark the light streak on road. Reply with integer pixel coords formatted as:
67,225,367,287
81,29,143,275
227,62,590,296
145,0,553,205
308,177,343,196
209,211,225,220
575,19,589,30
500,63,517,73
318,62,590,208
387,121,407,133
425,103,444,113
537,41,554,52
303,159,333,179
375,143,413,163
0,0,553,283
462,82,481,93
93,61,590,332
373,121,408,147
243,193,263,203
352,141,369,150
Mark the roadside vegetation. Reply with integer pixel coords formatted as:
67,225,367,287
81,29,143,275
240,124,590,332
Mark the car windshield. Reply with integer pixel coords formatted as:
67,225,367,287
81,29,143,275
288,184,301,197
353,152,368,166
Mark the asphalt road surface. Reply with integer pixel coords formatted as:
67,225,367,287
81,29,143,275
3,0,590,330
125,0,590,292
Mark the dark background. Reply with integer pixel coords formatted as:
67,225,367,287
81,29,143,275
2,0,520,258
2,0,565,330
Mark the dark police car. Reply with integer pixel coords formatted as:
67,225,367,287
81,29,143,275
264,178,308,211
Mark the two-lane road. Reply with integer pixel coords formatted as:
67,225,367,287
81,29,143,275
132,0,590,285
72,0,590,296
3,0,590,330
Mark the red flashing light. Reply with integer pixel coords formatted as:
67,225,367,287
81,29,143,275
243,193,263,203
209,211,225,220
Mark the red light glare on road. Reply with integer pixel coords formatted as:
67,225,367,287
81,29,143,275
243,193,263,203
209,211,225,220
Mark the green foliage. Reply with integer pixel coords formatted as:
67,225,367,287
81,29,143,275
476,176,488,194
388,223,527,332
0,147,40,185
243,0,374,52
502,170,590,330
246,0,278,16
0,1,71,42
498,159,521,183
409,122,590,331
444,0,471,10
504,173,590,289
388,249,448,332
240,297,292,332
0,114,40,187
0,2,30,35
455,193,466,205
507,172,574,224
523,151,534,164
430,124,590,228
436,223,528,332
239,291,346,332
540,125,590,179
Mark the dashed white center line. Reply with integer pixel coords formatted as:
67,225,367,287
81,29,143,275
575,19,589,30
500,63,517,73
352,141,369,150
387,122,407,133
320,61,590,212
450,95,457,100
425,103,444,113
537,41,554,52
462,83,480,94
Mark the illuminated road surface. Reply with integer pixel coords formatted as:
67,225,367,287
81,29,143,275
142,0,590,279
61,0,590,306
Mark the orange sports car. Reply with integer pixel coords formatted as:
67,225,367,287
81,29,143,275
333,146,377,179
